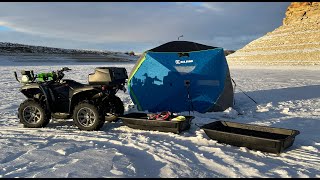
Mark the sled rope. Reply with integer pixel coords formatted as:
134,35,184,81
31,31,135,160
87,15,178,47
194,122,211,128
231,78,258,105
194,123,202,128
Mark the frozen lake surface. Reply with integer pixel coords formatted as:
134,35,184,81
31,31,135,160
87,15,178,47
0,58,319,178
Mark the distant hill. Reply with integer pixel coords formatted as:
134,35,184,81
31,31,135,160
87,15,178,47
0,42,140,62
0,42,134,55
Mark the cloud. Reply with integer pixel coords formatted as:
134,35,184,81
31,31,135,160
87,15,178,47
198,3,224,12
176,2,224,12
0,2,291,51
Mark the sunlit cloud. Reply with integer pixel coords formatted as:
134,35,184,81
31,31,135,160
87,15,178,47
176,2,223,12
0,2,290,52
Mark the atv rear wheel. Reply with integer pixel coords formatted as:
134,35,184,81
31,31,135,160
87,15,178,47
105,96,124,122
18,99,50,128
73,102,104,131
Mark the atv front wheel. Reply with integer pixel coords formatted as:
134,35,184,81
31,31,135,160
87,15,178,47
18,99,50,128
73,102,104,131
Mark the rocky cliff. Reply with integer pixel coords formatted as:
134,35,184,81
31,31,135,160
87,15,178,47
227,2,320,66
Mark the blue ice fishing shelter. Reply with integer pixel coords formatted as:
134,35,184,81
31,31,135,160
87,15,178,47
128,41,234,113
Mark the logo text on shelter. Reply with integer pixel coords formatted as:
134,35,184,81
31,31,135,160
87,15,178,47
175,60,194,65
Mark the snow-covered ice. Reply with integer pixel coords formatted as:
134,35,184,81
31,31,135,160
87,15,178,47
0,58,319,178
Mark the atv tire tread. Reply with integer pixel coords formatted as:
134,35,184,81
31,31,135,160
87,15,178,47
73,101,104,131
18,99,50,128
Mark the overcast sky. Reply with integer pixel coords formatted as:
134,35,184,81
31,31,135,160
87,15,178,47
0,2,290,53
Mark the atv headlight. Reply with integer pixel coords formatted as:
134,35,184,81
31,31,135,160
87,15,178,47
21,75,29,83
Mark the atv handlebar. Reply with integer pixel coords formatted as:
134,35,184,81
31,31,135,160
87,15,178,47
60,67,72,72
56,67,72,81
14,72,20,83
14,67,72,83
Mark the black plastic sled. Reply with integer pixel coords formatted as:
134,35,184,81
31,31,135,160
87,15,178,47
201,120,300,154
119,113,194,134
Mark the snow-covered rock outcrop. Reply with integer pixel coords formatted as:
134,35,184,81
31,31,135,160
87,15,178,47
227,2,320,66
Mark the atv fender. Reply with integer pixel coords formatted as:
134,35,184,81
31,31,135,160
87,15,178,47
69,86,101,113
38,84,55,112
20,83,41,98
20,83,55,113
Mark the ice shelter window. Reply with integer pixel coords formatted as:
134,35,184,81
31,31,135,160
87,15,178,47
174,66,196,73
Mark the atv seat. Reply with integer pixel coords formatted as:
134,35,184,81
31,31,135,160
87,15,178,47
62,79,86,89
